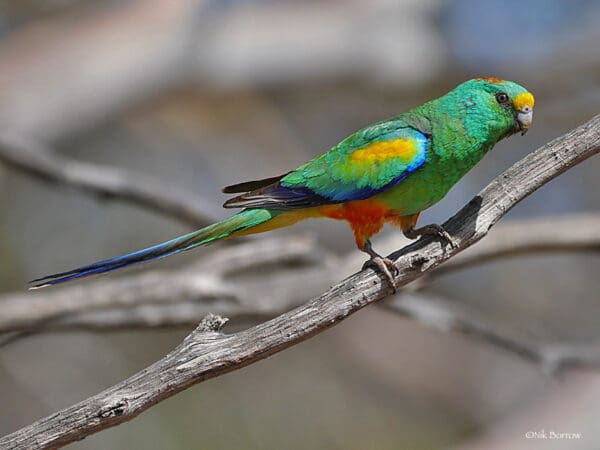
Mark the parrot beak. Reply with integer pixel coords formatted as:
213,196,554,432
517,108,533,135
513,92,534,135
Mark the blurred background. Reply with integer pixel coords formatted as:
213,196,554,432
0,0,599,448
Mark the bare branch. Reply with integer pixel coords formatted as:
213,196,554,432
382,293,600,376
1,115,599,449
434,213,600,276
27,274,600,378
5,212,594,378
0,235,327,333
1,213,594,335
0,134,217,228
16,213,598,376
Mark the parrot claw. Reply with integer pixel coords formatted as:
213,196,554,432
361,239,398,292
434,226,458,249
362,256,399,293
404,223,457,249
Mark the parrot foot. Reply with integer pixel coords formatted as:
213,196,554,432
361,240,398,293
404,223,457,249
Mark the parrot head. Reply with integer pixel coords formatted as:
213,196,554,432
464,77,535,138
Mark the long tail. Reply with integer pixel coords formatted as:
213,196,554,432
29,209,281,289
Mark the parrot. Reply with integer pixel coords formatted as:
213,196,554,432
30,77,534,290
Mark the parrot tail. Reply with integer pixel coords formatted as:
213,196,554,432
29,209,282,289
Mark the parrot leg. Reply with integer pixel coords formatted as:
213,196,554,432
403,223,457,249
361,239,398,292
390,214,457,248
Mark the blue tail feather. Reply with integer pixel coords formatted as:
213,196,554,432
29,231,203,288
29,209,277,288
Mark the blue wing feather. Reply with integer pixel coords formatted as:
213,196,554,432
224,125,428,209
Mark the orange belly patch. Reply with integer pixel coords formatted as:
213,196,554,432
320,200,393,249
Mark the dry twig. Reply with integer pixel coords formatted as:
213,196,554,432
0,134,216,228
382,293,600,376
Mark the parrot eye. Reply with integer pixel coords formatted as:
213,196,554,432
495,92,509,105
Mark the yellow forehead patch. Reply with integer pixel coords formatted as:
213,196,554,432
513,92,535,111
350,138,417,164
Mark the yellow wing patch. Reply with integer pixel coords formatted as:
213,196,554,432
513,92,535,111
349,138,418,164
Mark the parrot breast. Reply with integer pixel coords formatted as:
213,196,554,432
319,200,394,248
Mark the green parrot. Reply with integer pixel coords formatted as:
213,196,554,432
31,77,534,289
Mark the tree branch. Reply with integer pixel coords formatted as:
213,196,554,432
3,213,594,377
1,115,599,449
0,134,216,228
0,235,327,333
434,213,600,276
6,213,595,376
0,214,595,335
23,286,600,378
381,293,600,376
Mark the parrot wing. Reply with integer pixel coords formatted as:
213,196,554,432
222,174,290,193
223,122,429,209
